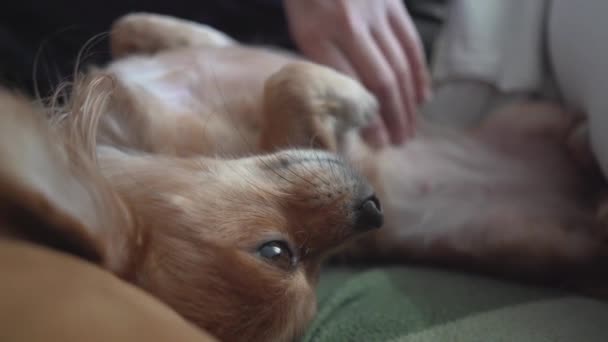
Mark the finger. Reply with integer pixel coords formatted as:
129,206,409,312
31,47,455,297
388,1,432,104
360,117,389,149
371,21,417,138
336,27,408,145
297,38,359,80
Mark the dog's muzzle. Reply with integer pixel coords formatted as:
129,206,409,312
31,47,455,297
354,194,383,231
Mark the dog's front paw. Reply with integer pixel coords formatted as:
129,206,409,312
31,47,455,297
268,62,378,128
261,61,379,151
321,70,378,130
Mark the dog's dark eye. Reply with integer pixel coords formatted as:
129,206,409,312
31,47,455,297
257,240,294,270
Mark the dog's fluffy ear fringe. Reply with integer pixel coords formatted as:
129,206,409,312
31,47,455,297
0,81,132,274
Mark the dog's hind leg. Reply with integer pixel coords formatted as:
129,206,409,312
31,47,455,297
110,13,236,59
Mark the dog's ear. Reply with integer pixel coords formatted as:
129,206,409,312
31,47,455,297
0,90,133,274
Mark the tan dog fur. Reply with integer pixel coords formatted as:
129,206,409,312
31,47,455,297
0,240,217,342
1,12,607,342
0,14,382,341
107,13,607,275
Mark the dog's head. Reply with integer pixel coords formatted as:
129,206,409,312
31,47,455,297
0,89,382,341
104,148,382,340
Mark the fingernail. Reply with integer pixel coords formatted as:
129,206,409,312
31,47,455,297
372,131,389,149
422,86,433,103
361,126,388,149
378,130,390,147
390,130,406,146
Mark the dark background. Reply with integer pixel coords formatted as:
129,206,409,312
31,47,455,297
0,0,448,97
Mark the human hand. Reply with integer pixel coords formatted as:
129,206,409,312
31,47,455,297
284,0,431,147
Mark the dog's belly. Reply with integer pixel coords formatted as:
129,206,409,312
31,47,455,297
107,45,298,156
342,121,602,272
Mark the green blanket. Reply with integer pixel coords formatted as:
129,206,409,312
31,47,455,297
305,267,608,341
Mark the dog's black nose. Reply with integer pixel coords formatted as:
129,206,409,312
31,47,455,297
354,194,383,231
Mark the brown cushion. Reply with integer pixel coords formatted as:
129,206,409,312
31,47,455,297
0,239,216,342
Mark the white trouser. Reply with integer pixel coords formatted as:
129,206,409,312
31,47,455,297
548,0,608,178
425,0,608,178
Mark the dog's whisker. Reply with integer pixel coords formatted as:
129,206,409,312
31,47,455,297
278,148,333,189
217,158,289,202
31,25,84,102
73,31,111,77
278,155,321,189
317,150,336,186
